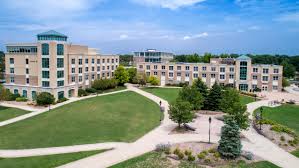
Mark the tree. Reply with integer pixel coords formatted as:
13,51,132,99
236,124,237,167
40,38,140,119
282,77,290,88
168,99,194,128
205,83,222,111
178,86,203,110
114,66,129,86
220,88,240,113
281,60,295,78
192,78,208,98
148,76,159,86
36,92,55,105
137,72,147,86
218,117,242,159
127,67,138,84
225,102,249,130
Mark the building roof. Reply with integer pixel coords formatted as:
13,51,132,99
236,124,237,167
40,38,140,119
37,30,67,37
236,55,251,61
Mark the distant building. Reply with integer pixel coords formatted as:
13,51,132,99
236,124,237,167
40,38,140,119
4,30,119,100
137,55,283,92
133,49,174,64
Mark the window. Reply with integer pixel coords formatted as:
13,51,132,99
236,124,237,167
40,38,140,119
79,76,83,82
112,66,114,70
57,58,64,68
92,59,95,64
26,59,29,64
97,66,100,71
169,72,173,77
26,78,29,84
102,66,105,70
229,74,234,79
92,74,95,80
107,59,110,63
211,67,216,71
26,68,29,74
211,74,216,78
263,68,269,74
220,74,225,80
57,44,64,55
262,76,268,81
57,70,64,78
193,73,198,78
274,69,279,73
102,59,105,63
10,77,14,83
194,66,198,71
85,59,89,64
71,59,75,64
229,67,234,72
202,66,206,71
79,59,82,65
112,59,114,63
107,66,110,70
85,67,89,72
146,72,150,76
154,65,158,69
42,43,49,55
146,65,150,70
273,86,278,90
85,74,89,80
169,66,173,70
79,68,82,73
154,71,158,76
32,91,37,100
202,74,206,78
139,65,143,69
97,59,100,64
58,91,64,99
162,72,166,76
42,71,50,78
177,66,181,71
97,74,100,79
107,72,110,77
185,73,190,77
92,66,95,71
13,89,18,94
162,65,165,70
177,72,181,77
10,68,14,73
240,61,248,80
23,90,27,98
71,68,75,73
185,66,190,71
273,76,279,81
42,81,50,87
10,58,14,64
253,68,258,73
239,84,248,91
253,75,258,80
252,84,257,89
42,58,49,68
57,81,64,87
71,76,75,82
220,67,225,72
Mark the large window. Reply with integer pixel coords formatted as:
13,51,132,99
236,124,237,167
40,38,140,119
58,91,64,99
239,61,248,80
42,43,49,55
57,58,64,68
57,44,64,55
57,70,64,78
22,90,27,98
42,58,49,68
239,84,248,91
42,81,50,87
42,71,50,78
57,80,64,87
10,58,14,64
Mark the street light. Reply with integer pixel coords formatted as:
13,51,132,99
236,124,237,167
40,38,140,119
209,117,212,143
260,107,263,130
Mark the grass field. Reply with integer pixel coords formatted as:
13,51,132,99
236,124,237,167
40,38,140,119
142,87,181,104
110,152,279,168
0,91,160,149
0,106,30,122
0,150,106,168
258,104,299,134
240,95,255,106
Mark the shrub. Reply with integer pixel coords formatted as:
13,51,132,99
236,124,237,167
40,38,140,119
85,88,97,93
184,149,192,156
148,76,159,86
197,152,207,159
78,89,88,97
56,97,68,103
16,97,28,102
187,154,195,161
208,148,217,153
173,148,181,155
280,136,285,141
155,143,171,153
177,152,184,160
36,92,55,105
204,158,211,164
213,152,221,158
92,79,118,91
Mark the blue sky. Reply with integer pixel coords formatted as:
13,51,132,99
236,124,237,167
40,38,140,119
0,0,299,55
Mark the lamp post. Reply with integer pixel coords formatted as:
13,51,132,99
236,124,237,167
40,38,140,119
260,107,263,130
48,104,51,111
209,117,212,143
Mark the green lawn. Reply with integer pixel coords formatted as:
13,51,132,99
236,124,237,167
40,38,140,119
110,152,279,168
142,87,181,104
0,106,30,122
0,150,106,168
0,91,160,149
258,104,299,134
240,95,255,106
291,149,299,157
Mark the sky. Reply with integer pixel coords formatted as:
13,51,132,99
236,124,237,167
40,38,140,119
0,0,299,55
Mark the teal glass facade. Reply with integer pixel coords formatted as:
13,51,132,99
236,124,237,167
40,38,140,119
42,43,49,55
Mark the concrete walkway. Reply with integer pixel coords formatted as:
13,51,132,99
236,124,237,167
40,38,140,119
0,89,128,127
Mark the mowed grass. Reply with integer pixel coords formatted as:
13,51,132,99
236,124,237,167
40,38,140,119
0,91,160,149
0,150,106,168
260,104,299,134
142,87,181,104
0,106,30,122
240,95,255,106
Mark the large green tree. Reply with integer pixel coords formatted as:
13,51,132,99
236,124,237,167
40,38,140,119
220,88,240,113
218,117,242,159
148,76,159,86
178,86,203,110
281,60,296,78
205,83,222,111
114,66,129,86
225,102,249,130
127,67,137,84
168,99,194,128
192,78,208,98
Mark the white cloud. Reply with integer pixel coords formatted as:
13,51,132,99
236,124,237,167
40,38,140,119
248,26,260,30
183,32,208,40
237,29,245,33
119,34,129,40
131,0,206,10
276,12,299,22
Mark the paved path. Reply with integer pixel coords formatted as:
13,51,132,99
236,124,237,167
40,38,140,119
0,89,128,127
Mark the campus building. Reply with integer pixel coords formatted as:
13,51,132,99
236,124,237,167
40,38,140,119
4,30,119,100
133,49,174,64
137,55,283,92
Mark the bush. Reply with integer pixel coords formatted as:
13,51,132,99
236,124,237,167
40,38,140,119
213,152,221,158
85,88,97,93
173,148,181,155
204,158,211,164
197,152,207,159
208,148,217,153
16,97,28,102
166,82,188,87
280,136,285,141
187,154,195,161
56,97,68,103
155,143,171,153
184,149,192,156
177,152,184,160
148,76,159,86
36,92,55,105
92,79,118,91
78,89,88,97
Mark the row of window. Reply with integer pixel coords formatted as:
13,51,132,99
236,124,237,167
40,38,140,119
71,58,118,65
10,77,30,84
252,67,279,74
42,58,64,68
252,75,279,81
72,65,117,74
41,43,64,55
71,72,114,83
7,46,37,53
41,80,64,87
